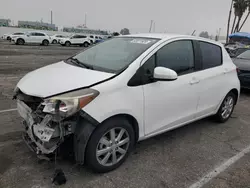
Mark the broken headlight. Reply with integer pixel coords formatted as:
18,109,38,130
42,88,99,117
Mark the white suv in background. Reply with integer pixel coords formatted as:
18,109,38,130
59,34,91,47
50,34,67,44
7,32,25,41
12,31,52,46
14,34,240,173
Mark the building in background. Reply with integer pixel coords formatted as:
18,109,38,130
18,20,58,31
0,19,11,27
63,26,109,35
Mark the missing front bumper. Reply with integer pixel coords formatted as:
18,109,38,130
22,121,60,155
22,132,58,161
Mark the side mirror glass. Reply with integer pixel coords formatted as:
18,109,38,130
153,67,178,81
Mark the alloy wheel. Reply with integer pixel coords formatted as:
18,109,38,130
96,127,130,166
221,96,234,119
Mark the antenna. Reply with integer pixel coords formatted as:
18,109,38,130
153,21,155,32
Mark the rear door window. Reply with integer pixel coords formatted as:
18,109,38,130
199,41,222,69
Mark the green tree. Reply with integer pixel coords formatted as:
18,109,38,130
239,0,250,30
231,0,248,33
113,32,120,36
120,28,130,35
199,31,209,38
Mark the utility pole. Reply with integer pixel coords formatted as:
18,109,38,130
218,28,221,40
84,14,87,27
153,21,155,32
149,20,153,33
191,30,196,36
51,10,53,25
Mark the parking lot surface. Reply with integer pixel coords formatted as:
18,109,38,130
1,40,250,188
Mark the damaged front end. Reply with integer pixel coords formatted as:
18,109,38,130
14,88,99,160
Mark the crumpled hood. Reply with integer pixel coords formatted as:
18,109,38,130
17,61,114,98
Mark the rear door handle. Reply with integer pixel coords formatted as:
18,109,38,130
189,78,200,85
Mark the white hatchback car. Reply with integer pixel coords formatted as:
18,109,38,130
12,31,51,46
14,33,240,173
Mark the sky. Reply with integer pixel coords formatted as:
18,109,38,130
0,0,248,36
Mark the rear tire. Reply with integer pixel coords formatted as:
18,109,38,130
16,38,24,45
85,117,135,173
42,40,49,46
215,92,236,123
65,41,71,47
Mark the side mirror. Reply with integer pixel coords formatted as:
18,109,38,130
153,67,178,81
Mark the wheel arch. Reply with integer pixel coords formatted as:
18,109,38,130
16,37,25,42
230,88,239,105
100,113,139,143
17,38,25,42
42,39,49,44
215,88,239,114
65,40,71,45
74,112,139,164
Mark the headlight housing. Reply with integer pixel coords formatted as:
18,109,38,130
42,88,99,117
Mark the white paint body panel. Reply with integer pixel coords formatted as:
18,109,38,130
16,33,240,141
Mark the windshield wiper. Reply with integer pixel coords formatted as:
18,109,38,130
67,57,94,70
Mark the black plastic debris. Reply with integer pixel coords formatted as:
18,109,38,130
52,168,67,185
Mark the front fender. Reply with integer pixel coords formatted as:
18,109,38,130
74,110,99,164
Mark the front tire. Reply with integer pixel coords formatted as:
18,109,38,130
16,38,24,45
52,39,57,44
85,117,135,173
65,41,71,47
215,92,236,123
83,42,89,47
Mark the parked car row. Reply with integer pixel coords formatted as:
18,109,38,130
1,31,107,47
224,40,250,90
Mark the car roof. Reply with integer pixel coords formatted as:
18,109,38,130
124,33,186,39
121,33,220,45
28,31,46,34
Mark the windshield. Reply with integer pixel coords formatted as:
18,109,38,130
70,37,159,73
237,50,250,60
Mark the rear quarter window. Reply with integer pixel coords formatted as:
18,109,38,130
199,41,222,69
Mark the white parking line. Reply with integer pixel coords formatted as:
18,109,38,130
188,145,250,188
0,108,17,113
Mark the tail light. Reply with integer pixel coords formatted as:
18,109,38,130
236,67,240,73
